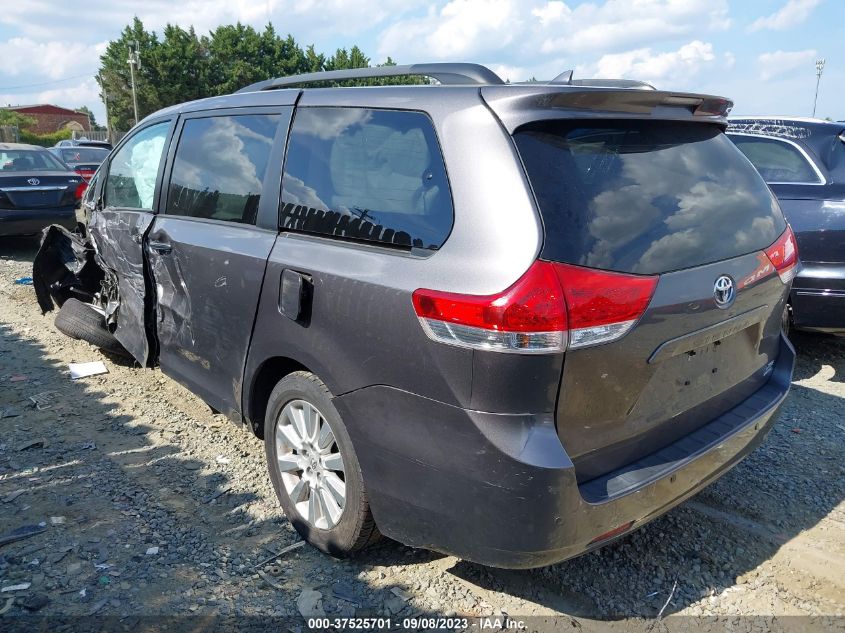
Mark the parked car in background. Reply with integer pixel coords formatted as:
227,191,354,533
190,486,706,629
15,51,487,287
49,146,109,182
728,117,845,335
34,64,796,569
54,138,113,151
0,143,85,236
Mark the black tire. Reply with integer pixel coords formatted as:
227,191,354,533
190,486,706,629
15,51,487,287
264,371,379,557
781,301,793,339
55,298,127,356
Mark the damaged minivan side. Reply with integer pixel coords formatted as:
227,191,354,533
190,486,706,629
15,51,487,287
34,64,796,569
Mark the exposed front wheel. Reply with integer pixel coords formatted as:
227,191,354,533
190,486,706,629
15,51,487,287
264,371,379,556
54,298,128,357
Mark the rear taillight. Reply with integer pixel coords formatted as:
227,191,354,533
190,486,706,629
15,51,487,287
555,264,658,349
764,226,799,284
75,168,95,182
413,261,567,353
412,261,658,353
74,181,88,200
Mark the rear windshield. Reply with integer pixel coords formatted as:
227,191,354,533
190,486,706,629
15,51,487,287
59,148,109,164
514,121,786,274
0,149,68,173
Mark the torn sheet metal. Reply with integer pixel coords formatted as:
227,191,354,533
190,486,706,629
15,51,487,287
32,225,104,313
87,208,156,366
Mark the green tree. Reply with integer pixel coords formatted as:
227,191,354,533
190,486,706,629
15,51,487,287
152,25,208,106
98,17,162,131
97,18,418,131
76,105,103,130
0,110,36,129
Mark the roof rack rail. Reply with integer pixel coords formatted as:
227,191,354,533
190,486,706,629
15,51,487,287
238,63,505,93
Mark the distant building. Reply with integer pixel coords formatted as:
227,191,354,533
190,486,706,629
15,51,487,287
1,104,91,134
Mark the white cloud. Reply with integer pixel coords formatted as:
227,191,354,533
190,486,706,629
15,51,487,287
577,40,717,88
0,78,101,117
748,0,821,32
0,38,106,79
531,1,572,26
0,0,416,42
757,49,817,81
537,0,730,56
379,0,520,61
377,0,730,66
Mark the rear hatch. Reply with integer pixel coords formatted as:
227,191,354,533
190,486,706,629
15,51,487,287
0,172,80,210
510,116,791,481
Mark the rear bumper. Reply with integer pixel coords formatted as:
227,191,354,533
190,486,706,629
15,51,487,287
335,333,795,569
0,206,76,237
791,264,845,333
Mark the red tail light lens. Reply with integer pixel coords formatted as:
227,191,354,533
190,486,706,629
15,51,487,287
764,226,799,284
412,261,567,353
554,264,658,349
412,261,658,353
74,181,88,200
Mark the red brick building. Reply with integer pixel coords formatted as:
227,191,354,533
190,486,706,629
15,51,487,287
2,104,91,134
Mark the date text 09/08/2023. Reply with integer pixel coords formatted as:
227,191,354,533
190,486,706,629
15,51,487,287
306,617,527,630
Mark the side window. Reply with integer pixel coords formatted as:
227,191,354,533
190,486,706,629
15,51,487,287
730,135,822,184
105,121,169,209
165,114,280,225
280,108,453,250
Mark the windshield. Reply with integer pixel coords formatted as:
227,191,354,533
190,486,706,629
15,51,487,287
60,148,109,164
0,149,69,173
515,120,786,274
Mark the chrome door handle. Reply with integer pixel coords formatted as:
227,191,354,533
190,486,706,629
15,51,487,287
148,240,172,254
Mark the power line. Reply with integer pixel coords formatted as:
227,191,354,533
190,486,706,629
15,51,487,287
0,72,98,92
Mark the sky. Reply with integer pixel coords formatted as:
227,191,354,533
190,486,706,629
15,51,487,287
0,0,841,128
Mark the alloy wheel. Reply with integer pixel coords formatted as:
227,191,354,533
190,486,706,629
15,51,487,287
274,399,346,529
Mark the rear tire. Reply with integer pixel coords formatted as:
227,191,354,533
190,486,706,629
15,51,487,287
781,301,793,338
55,298,127,356
264,371,379,557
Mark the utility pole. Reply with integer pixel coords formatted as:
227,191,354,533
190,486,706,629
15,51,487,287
127,40,141,127
812,58,825,118
99,72,111,144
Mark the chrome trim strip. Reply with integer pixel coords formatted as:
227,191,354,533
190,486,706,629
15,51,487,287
0,185,69,192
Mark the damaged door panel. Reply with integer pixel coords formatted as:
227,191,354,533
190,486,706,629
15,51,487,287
86,119,175,366
147,109,290,418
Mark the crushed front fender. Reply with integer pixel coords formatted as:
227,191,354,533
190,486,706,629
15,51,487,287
32,225,104,314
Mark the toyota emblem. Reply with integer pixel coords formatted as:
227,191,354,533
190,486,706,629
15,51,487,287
27,178,40,186
713,275,736,309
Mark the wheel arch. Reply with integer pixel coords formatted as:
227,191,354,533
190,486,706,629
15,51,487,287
244,355,311,438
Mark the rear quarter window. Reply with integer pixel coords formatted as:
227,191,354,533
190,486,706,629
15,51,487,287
515,121,786,274
728,134,822,184
280,107,453,251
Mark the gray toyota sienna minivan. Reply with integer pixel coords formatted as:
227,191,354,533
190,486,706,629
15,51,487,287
35,63,797,568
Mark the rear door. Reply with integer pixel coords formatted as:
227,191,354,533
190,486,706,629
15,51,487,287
89,118,174,365
146,107,291,419
513,120,791,481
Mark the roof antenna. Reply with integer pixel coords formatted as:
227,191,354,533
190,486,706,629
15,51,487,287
550,70,574,85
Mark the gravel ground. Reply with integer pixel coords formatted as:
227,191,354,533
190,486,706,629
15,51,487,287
1,235,844,628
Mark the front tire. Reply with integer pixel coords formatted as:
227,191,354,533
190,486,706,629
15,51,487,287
55,298,127,357
264,371,379,556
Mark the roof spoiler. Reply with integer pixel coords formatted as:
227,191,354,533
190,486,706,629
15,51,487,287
481,86,734,133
